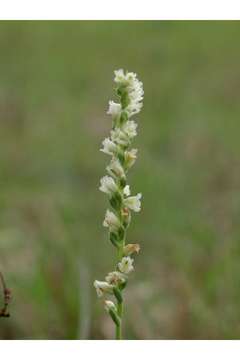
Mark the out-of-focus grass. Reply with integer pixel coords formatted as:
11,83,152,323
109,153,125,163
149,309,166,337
0,21,240,339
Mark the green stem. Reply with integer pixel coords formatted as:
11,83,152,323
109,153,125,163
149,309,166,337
116,245,124,340
118,302,123,318
117,230,125,260
117,246,123,261
116,301,123,340
116,321,121,340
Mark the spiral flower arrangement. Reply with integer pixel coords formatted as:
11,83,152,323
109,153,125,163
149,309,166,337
94,69,144,339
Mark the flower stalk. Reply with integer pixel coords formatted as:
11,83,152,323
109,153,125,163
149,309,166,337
94,69,144,340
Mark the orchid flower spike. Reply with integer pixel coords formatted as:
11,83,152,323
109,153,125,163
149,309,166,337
94,69,144,340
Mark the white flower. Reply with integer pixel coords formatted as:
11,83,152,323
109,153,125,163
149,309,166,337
114,69,126,83
124,193,142,212
110,128,129,146
122,120,138,138
125,148,138,168
94,280,113,297
118,256,134,274
103,210,121,232
114,69,144,117
105,271,126,285
110,121,137,146
104,300,117,312
126,75,144,117
114,69,137,87
107,101,122,118
123,185,130,196
100,138,118,156
127,84,144,117
99,176,118,195
107,158,125,178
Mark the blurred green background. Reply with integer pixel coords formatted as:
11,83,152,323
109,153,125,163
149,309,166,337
0,21,240,339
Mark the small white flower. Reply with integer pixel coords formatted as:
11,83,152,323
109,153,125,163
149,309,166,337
107,101,122,118
99,176,118,195
122,121,138,139
124,193,142,212
114,69,125,83
127,102,143,118
110,128,129,146
123,185,130,196
107,158,125,178
104,300,117,312
100,138,117,155
103,210,121,232
105,271,126,285
118,256,134,274
126,77,144,117
94,280,113,297
114,69,136,86
125,148,138,168
100,138,118,156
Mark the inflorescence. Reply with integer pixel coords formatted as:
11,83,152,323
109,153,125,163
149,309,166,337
94,69,144,339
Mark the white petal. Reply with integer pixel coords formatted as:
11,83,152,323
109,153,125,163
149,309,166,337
123,185,130,196
107,101,122,118
118,256,134,274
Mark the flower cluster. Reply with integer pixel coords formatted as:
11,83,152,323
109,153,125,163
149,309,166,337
94,69,143,338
